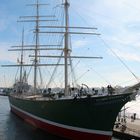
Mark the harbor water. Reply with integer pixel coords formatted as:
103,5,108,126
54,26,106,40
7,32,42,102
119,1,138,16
0,96,118,140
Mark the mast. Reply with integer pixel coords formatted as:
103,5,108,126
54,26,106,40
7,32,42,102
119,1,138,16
20,28,24,83
2,0,102,94
64,0,69,96
34,0,40,94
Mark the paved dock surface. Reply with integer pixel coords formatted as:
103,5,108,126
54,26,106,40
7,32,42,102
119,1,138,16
113,118,140,139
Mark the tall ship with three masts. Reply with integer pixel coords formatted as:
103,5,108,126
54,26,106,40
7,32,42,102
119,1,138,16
3,0,140,140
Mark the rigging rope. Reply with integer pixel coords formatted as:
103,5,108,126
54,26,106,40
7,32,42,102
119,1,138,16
38,67,43,87
75,69,90,83
90,67,111,85
99,37,140,82
46,38,64,88
69,57,78,87
71,5,140,83
15,66,19,82
45,4,66,88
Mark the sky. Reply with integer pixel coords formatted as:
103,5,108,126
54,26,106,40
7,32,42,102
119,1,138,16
1,0,140,89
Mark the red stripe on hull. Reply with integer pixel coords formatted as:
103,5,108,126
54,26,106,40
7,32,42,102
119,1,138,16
11,106,112,140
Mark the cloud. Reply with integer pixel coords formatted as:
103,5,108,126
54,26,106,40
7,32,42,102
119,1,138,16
0,3,13,32
0,19,7,32
111,48,140,62
1,0,140,87
72,0,140,49
72,40,89,48
0,42,18,63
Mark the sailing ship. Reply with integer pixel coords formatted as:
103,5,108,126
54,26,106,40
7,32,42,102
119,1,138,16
3,0,140,140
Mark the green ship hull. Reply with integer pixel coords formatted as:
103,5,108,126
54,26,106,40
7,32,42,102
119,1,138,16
9,93,132,140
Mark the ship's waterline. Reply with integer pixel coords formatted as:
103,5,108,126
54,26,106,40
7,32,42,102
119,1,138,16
0,96,119,140
8,92,133,140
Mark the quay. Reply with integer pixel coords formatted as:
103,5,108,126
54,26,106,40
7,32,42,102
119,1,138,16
113,117,140,139
0,88,11,96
